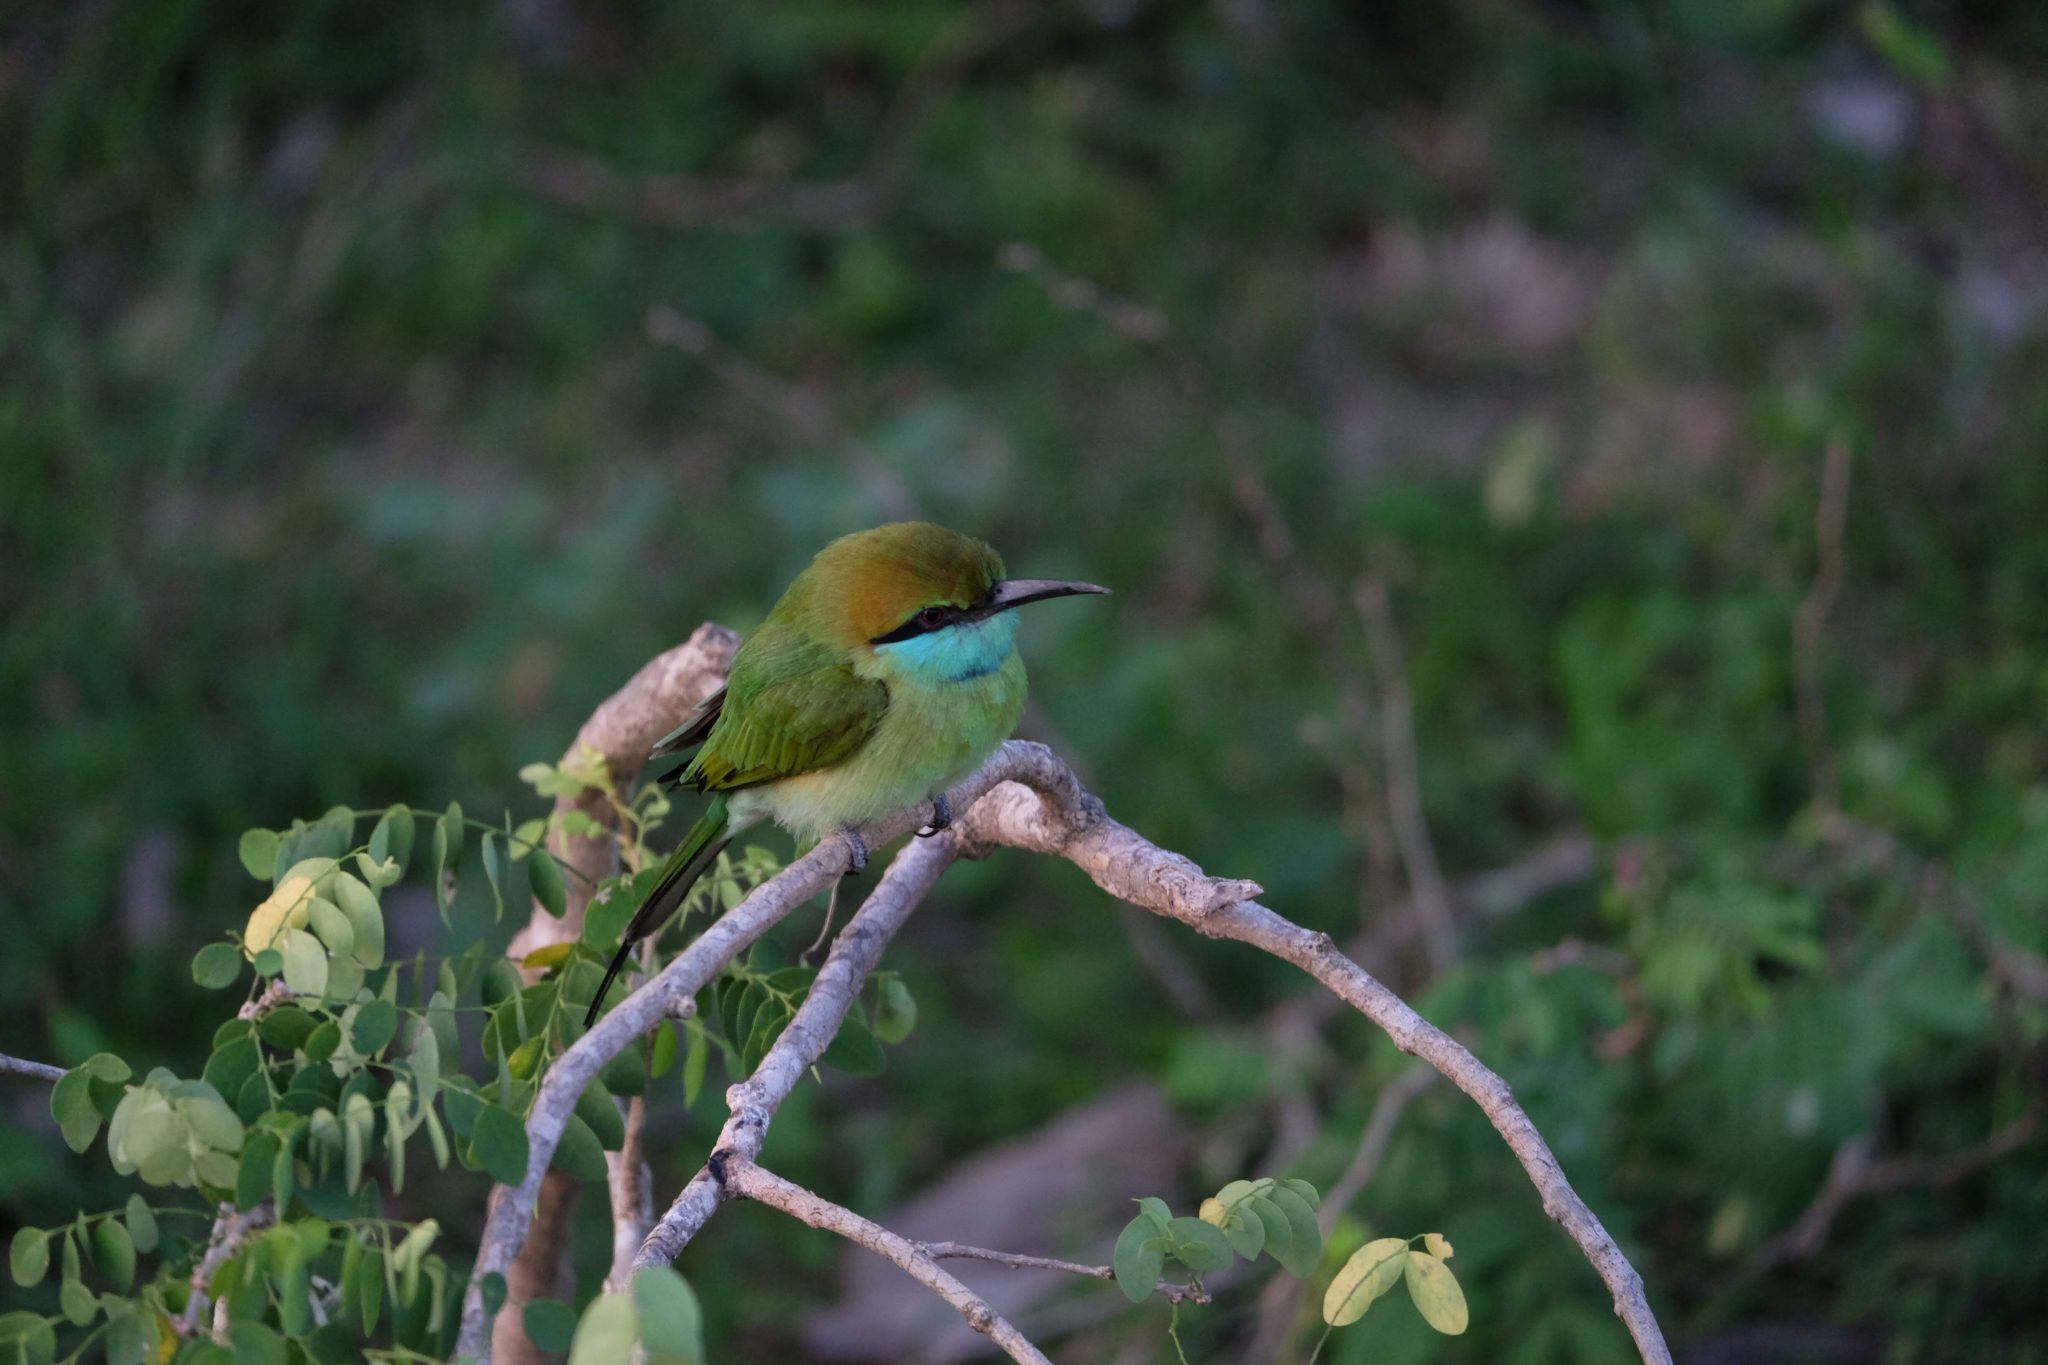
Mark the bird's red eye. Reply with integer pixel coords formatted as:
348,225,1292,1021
918,607,947,629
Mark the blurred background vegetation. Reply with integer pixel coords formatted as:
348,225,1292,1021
5,0,2047,1361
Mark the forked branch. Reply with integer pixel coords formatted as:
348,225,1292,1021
455,709,1671,1365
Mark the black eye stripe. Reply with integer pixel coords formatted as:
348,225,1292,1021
872,602,969,644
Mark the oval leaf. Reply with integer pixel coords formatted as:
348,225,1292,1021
1404,1249,1469,1334
529,849,567,919
90,1219,136,1291
192,943,244,990
472,1103,531,1187
632,1267,705,1363
1323,1238,1410,1327
523,1298,578,1353
1111,1217,1166,1304
9,1229,48,1288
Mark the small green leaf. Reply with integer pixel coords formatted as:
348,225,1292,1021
369,806,414,874
256,1006,318,1050
1221,1204,1266,1260
682,1022,709,1106
239,829,280,880
331,873,385,969
0,1311,56,1365
472,1103,531,1186
507,1036,544,1080
304,1021,342,1064
566,1290,637,1365
481,959,524,1009
822,1013,885,1076
279,928,329,997
529,849,567,919
1279,1177,1321,1208
105,1303,152,1365
482,831,511,920
203,1037,261,1107
575,1081,625,1150
1135,1196,1172,1231
1323,1239,1411,1326
1112,1218,1166,1303
238,1131,279,1211
523,1298,578,1353
551,1114,609,1182
90,1219,135,1291
123,1194,158,1254
1236,1203,1286,1268
193,942,245,989
350,999,399,1056
252,948,284,978
479,1271,508,1316
51,1070,101,1152
1404,1249,1469,1334
871,976,918,1045
650,1019,678,1078
1166,1216,1233,1273
633,1267,706,1363
8,1228,48,1287
59,1276,96,1326
230,1319,287,1365
1265,1185,1322,1277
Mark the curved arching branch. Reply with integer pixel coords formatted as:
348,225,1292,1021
455,707,1672,1365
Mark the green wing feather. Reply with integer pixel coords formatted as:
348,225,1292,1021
681,620,888,791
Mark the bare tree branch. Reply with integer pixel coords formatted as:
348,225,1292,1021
177,1201,275,1338
633,830,958,1270
459,730,1670,1365
723,1159,1055,1365
604,1095,654,1293
0,1052,64,1082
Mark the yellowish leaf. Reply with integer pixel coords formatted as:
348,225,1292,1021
1404,1249,1469,1334
1322,1238,1409,1327
521,942,576,972
245,875,315,958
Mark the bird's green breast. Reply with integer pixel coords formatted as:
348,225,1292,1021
737,648,1025,842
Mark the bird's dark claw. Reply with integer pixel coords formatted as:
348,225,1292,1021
839,826,869,874
916,791,954,838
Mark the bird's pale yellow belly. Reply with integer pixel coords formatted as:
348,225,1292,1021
732,651,1026,844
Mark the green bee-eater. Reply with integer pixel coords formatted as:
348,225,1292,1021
587,522,1108,1023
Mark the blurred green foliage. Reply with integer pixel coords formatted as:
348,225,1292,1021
5,1,2047,1361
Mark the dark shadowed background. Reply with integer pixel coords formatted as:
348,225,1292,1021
4,2,2047,1361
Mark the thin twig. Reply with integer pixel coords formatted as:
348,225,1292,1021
723,1159,1054,1365
1321,1066,1439,1232
604,1095,654,1293
1731,1110,2040,1287
1354,574,1457,976
178,1201,275,1337
0,1053,64,1082
632,831,958,1270
1793,436,1851,816
916,1241,1209,1305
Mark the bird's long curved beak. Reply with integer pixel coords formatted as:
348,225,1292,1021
985,578,1112,613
